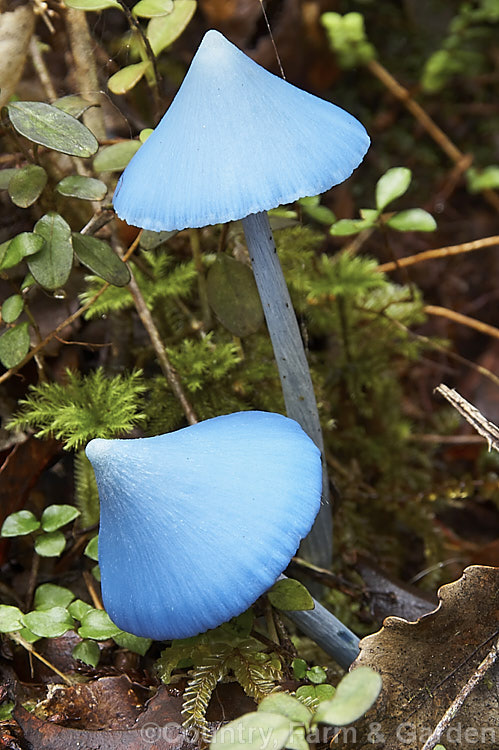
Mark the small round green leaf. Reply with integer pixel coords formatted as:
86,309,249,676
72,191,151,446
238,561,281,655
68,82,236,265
330,219,371,236
84,535,99,561
7,101,98,157
2,295,24,324
108,61,151,95
211,712,293,750
53,95,95,119
258,693,313,726
140,229,176,249
1,510,39,537
0,322,30,369
0,233,45,271
133,0,173,17
207,254,264,337
0,605,24,633
29,213,73,290
8,165,47,208
21,607,74,638
375,167,412,211
34,531,67,557
292,658,308,680
72,233,131,286
268,579,314,611
139,128,153,143
78,608,121,639
68,599,94,620
93,141,141,172
113,631,152,655
34,583,75,611
466,165,499,193
72,639,101,667
315,684,335,702
306,665,327,684
0,169,17,190
147,0,196,56
19,627,41,643
41,504,80,532
386,208,437,232
56,175,107,201
313,667,382,727
64,0,121,8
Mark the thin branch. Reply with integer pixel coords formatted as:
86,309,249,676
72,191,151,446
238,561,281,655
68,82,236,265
420,639,499,750
366,58,499,212
425,304,499,342
9,633,75,686
29,36,58,102
126,270,198,425
435,384,499,453
377,235,499,273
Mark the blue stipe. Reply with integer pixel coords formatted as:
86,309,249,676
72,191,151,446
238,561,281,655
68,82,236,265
113,29,370,232
85,411,322,640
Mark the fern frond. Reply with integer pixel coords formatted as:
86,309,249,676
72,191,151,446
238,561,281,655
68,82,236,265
8,368,147,450
80,277,134,320
74,450,100,527
230,647,282,702
181,650,232,740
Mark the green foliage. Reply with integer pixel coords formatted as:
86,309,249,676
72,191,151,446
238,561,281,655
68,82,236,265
210,668,382,750
157,617,283,739
330,168,436,237
8,368,147,450
321,12,376,68
267,579,314,611
421,1,499,92
74,452,101,527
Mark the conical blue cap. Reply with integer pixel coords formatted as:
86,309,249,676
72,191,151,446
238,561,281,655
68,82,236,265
113,30,369,231
85,411,322,640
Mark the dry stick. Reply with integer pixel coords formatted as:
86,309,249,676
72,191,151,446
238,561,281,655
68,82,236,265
436,384,499,453
420,639,499,750
29,36,58,103
385,317,499,388
425,304,499,342
0,225,140,386
125,270,198,426
65,8,106,141
10,633,74,686
366,59,499,213
377,235,499,273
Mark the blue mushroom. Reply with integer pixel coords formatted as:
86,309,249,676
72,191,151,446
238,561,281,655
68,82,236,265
113,29,370,570
114,29,369,232
85,411,322,640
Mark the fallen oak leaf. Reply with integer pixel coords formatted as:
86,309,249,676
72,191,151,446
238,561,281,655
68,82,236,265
349,565,499,750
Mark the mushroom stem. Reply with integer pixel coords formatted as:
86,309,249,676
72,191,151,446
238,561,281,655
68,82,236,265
242,211,332,567
285,591,360,670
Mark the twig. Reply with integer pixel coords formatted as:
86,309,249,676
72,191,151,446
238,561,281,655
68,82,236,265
0,227,140,386
65,8,106,141
381,315,499,388
366,58,499,212
83,570,103,609
435,384,499,453
425,305,499,342
114,0,161,112
9,633,75,686
420,638,499,750
126,270,198,425
377,235,499,273
29,36,58,102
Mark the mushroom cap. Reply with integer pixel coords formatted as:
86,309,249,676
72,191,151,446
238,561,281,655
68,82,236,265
113,29,369,232
85,411,322,640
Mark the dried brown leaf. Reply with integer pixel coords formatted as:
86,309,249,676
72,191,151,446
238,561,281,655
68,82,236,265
349,565,499,749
